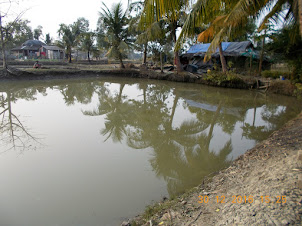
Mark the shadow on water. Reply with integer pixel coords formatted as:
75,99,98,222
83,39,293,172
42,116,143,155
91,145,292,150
0,77,301,197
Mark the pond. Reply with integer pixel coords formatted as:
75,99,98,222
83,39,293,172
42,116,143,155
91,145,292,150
0,77,301,226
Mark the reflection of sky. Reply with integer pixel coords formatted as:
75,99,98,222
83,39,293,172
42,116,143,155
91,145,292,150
172,99,198,129
0,80,299,226
245,106,286,127
1,88,168,226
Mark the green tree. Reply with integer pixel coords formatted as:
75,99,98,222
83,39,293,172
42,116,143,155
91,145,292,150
98,2,131,68
33,25,43,40
266,26,302,81
177,0,302,73
57,18,89,63
1,10,29,69
80,31,95,62
139,0,191,72
45,33,52,45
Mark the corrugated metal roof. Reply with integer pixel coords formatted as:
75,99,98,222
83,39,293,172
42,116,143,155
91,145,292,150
42,46,64,51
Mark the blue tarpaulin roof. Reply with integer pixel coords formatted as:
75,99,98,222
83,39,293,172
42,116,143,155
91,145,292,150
186,41,252,57
187,42,231,54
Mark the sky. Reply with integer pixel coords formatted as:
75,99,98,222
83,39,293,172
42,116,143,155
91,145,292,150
4,0,129,40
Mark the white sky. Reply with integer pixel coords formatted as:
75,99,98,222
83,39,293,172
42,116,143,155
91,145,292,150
3,0,129,40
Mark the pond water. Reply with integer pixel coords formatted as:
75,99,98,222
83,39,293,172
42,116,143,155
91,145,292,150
0,77,301,226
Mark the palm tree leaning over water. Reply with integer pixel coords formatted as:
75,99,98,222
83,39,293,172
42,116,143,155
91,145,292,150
176,0,302,69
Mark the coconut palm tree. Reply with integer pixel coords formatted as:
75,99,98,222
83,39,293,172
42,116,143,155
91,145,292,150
128,1,166,64
58,18,88,63
99,2,131,69
139,0,191,72
80,31,95,62
177,0,301,72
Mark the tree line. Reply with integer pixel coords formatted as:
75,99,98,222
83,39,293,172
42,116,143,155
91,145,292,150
0,0,301,79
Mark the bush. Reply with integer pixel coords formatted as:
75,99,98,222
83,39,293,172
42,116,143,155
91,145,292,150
204,71,248,88
261,70,291,79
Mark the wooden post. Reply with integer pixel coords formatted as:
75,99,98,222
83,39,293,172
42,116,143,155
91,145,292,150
160,51,163,73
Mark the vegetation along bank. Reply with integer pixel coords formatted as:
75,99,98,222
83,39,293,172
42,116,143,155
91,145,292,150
0,65,301,98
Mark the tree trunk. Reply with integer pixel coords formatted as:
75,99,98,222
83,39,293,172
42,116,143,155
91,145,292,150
88,51,90,62
258,33,265,76
299,0,302,36
119,53,125,69
218,42,227,73
143,43,147,64
171,22,182,72
249,54,252,76
69,53,72,63
0,14,8,69
160,51,163,73
206,101,222,148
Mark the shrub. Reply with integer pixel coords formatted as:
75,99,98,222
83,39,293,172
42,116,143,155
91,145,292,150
261,70,291,79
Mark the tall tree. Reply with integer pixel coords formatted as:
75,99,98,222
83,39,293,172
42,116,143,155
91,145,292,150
80,31,95,62
0,0,26,70
139,0,190,72
33,25,43,40
58,18,88,63
45,33,52,45
177,0,302,73
98,2,131,68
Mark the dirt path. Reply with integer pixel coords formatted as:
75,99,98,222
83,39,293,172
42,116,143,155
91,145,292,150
128,113,302,226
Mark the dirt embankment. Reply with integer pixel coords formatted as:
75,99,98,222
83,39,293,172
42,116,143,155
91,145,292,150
1,66,299,96
126,113,302,226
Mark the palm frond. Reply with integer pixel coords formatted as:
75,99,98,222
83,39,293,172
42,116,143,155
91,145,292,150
204,28,225,61
258,0,288,31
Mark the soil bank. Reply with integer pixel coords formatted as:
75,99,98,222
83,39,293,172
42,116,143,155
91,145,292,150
126,112,302,226
1,67,299,97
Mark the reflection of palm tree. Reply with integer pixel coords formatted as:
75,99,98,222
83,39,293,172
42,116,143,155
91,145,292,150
149,100,232,196
80,80,301,197
126,88,232,196
84,84,133,143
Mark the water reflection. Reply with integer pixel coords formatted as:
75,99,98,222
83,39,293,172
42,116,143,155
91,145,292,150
0,88,42,153
0,78,300,198
54,79,300,196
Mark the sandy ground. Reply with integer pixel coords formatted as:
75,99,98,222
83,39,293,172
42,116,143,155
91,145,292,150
128,112,302,226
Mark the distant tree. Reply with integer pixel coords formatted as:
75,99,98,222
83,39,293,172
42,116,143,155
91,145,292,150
45,33,52,45
4,19,33,48
33,25,43,40
266,26,302,81
58,18,89,63
0,0,27,69
98,2,131,68
80,31,95,62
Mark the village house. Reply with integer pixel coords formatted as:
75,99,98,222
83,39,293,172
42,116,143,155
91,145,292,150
11,40,65,60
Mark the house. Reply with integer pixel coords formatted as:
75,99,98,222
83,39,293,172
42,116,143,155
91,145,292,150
180,41,268,73
11,40,65,60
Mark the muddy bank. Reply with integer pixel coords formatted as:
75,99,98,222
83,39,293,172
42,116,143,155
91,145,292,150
125,112,302,226
0,67,299,96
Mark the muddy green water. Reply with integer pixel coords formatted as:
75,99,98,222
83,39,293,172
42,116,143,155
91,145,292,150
0,77,301,225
